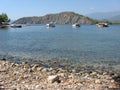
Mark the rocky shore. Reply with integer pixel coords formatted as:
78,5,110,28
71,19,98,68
0,59,120,90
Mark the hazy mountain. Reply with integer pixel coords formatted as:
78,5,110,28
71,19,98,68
86,11,120,20
13,12,97,24
107,15,120,23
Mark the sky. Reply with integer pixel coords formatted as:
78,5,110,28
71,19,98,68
0,0,120,20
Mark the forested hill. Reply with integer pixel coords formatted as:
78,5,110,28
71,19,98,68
13,12,97,24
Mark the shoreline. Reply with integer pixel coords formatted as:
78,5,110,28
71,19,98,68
0,59,120,90
0,54,120,74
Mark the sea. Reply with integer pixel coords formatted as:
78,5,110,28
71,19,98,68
0,24,120,72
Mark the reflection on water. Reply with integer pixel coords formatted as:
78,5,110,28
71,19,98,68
0,24,120,71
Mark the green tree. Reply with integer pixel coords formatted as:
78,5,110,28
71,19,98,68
0,13,10,23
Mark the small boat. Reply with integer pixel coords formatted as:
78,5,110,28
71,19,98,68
0,22,10,28
96,23,108,27
46,22,55,27
11,24,22,28
0,25,9,28
72,23,80,27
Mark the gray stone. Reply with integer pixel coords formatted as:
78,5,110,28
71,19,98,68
47,75,60,83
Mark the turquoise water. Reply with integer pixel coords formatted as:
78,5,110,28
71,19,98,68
0,24,120,69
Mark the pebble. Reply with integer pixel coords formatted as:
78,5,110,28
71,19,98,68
95,79,102,84
47,75,60,83
90,71,97,76
0,60,120,90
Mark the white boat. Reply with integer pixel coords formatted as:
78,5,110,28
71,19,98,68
72,23,80,27
46,22,55,27
11,24,22,28
96,23,108,27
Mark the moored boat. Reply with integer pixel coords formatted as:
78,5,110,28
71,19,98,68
46,22,55,27
0,25,9,28
0,22,10,28
72,23,80,27
11,24,22,28
96,23,108,27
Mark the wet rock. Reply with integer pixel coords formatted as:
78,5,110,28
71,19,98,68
33,64,40,67
2,58,6,61
31,64,40,71
90,71,97,76
22,61,28,65
24,64,30,69
112,75,120,82
58,68,66,73
51,61,58,67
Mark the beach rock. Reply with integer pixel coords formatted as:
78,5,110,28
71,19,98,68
68,74,75,79
57,73,65,77
111,80,115,83
41,68,48,72
32,64,39,68
36,67,43,71
72,69,76,73
10,63,16,67
49,67,54,71
47,75,60,83
103,72,108,75
2,58,6,61
58,68,66,73
31,64,40,71
51,61,58,67
0,60,120,90
95,79,102,84
90,71,97,76
22,61,28,65
24,64,30,69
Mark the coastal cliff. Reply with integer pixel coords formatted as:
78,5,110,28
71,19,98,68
13,12,97,24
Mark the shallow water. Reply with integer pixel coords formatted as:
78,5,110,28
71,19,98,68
0,24,120,71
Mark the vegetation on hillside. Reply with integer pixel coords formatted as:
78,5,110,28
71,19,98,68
0,13,10,24
13,12,98,24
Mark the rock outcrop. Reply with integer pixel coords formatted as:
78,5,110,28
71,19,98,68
13,12,97,24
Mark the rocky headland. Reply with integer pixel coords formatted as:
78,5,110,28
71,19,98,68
0,59,120,90
13,12,97,24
